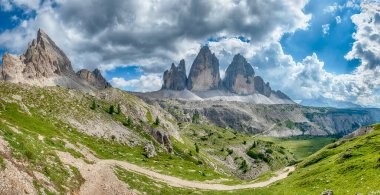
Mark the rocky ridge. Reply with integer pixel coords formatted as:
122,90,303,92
0,29,111,90
154,46,292,103
162,60,187,90
76,68,111,89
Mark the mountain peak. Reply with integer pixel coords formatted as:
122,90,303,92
224,54,255,95
37,28,47,39
162,60,187,90
187,46,221,91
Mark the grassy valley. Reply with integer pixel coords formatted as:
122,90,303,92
0,82,378,194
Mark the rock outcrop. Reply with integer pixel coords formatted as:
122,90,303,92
0,28,111,91
224,54,255,95
254,76,272,97
76,68,111,89
144,142,157,158
23,29,75,78
162,60,187,90
187,46,221,91
1,28,75,82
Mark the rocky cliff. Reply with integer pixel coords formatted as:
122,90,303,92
254,76,272,97
0,29,111,90
187,46,221,91
155,99,379,137
224,54,255,95
154,46,293,104
162,60,187,90
76,68,111,89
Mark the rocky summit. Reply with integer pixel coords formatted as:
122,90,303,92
76,68,111,89
224,54,255,95
151,46,293,104
187,46,221,91
0,29,110,90
162,59,187,90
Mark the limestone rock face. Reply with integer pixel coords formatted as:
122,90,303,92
1,53,25,81
187,46,221,91
254,76,272,97
76,68,111,89
224,54,255,95
22,29,75,78
0,29,112,92
0,29,75,83
162,59,187,90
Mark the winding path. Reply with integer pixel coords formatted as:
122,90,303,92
57,150,295,192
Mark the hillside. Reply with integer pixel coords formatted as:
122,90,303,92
142,98,379,137
0,82,300,194
234,123,380,194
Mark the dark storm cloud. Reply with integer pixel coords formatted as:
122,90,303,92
38,0,310,72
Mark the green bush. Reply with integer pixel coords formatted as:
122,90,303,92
247,150,259,159
195,143,200,153
90,100,96,110
108,105,115,114
154,116,160,125
240,159,249,173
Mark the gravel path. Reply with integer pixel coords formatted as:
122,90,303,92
57,150,295,192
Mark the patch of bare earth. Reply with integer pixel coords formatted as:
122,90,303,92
0,137,37,195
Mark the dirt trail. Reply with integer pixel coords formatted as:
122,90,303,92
57,148,295,192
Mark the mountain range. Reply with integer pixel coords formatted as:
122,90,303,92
139,46,294,104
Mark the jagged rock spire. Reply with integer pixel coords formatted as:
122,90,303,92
187,46,221,91
224,54,255,95
162,59,187,90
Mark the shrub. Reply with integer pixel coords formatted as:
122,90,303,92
266,149,273,154
247,150,259,159
108,105,115,114
195,143,200,153
192,112,200,124
154,116,160,125
200,137,208,141
243,140,247,145
227,148,233,155
342,152,352,159
285,120,295,129
90,100,96,110
240,159,249,173
251,141,257,148
116,104,121,114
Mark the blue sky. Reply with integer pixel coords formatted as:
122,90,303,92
281,0,361,74
0,0,379,106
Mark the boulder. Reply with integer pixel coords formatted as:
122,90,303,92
150,127,173,153
224,54,255,95
321,190,333,195
187,46,221,91
144,142,157,158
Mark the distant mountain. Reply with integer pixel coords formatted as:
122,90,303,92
0,29,111,90
146,46,293,104
300,97,362,108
